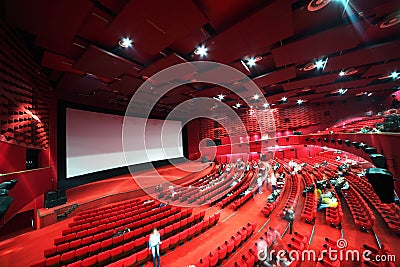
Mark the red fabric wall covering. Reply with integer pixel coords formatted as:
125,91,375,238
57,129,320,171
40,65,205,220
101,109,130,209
0,20,56,228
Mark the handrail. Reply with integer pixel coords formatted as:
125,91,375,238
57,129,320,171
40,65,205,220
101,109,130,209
0,166,52,177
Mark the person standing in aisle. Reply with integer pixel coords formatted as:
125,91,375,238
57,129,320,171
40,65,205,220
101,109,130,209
149,228,162,267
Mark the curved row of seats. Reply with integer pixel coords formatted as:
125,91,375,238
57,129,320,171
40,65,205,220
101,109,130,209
261,170,289,217
196,222,256,267
301,189,317,224
361,243,396,267
103,213,221,267
74,199,142,220
342,185,376,231
346,173,400,234
218,170,254,208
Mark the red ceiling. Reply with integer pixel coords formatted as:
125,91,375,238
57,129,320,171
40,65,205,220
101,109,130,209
2,0,400,116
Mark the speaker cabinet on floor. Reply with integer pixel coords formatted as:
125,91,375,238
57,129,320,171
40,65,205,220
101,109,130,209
366,168,394,204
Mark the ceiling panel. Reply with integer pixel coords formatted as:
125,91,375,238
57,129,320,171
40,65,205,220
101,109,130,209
139,53,187,77
203,0,293,63
325,40,400,71
282,73,338,91
315,78,373,93
56,73,108,93
107,75,143,95
272,23,364,67
106,0,207,55
73,45,139,79
41,51,83,75
362,60,400,78
253,66,297,88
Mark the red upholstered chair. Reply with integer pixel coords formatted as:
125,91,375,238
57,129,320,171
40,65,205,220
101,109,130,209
194,223,203,236
178,229,189,244
169,235,180,250
81,236,93,246
70,239,81,250
123,240,136,255
232,234,241,248
187,225,196,240
88,242,101,255
75,246,88,260
96,251,111,266
81,255,97,267
110,246,123,261
44,247,57,258
66,260,82,267
56,243,69,254
136,249,149,266
197,258,209,267
208,215,216,227
101,238,113,250
61,250,75,265
135,236,146,250
217,245,227,262
122,253,137,267
225,239,235,255
45,255,61,267
209,249,220,267
160,237,170,254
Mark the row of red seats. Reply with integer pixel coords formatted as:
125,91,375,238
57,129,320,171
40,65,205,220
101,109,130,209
231,187,257,211
262,171,289,217
63,202,164,240
45,207,190,259
218,171,254,208
315,237,341,267
74,199,141,219
196,222,256,267
343,186,376,231
361,243,396,267
32,209,205,267
325,182,343,228
103,213,221,267
301,190,317,224
71,200,152,226
55,205,176,247
346,174,400,234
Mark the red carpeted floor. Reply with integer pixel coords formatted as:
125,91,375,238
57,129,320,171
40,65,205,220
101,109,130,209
1,161,399,267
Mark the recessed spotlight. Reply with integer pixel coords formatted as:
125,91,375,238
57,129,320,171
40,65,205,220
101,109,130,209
194,45,208,56
339,71,346,76
315,58,328,70
367,92,373,97
118,37,133,48
281,96,288,102
263,103,269,108
390,71,399,80
247,57,257,67
253,94,260,100
217,94,224,100
338,88,348,95
297,99,304,105
236,103,241,108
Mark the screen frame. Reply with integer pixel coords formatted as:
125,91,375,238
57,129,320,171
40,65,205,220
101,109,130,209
57,100,188,190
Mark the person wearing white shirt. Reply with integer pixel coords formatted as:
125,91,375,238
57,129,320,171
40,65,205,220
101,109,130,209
271,174,277,192
257,176,263,194
149,228,162,267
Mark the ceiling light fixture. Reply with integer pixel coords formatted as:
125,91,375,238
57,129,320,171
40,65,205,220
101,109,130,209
315,58,328,70
236,103,241,108
217,94,224,100
118,37,133,48
194,45,208,56
263,103,269,108
339,71,346,76
297,99,304,105
281,96,288,102
247,57,257,67
390,71,399,80
367,92,373,97
338,88,348,95
253,94,260,100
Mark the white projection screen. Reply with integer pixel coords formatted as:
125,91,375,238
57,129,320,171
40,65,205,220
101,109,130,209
66,108,183,178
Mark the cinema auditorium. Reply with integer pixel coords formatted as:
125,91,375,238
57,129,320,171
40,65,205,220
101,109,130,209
0,1,399,266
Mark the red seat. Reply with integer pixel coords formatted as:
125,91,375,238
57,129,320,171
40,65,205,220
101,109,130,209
88,242,101,255
75,246,88,260
160,237,170,254
45,255,60,267
197,258,209,267
178,229,189,244
217,245,227,260
44,247,57,258
56,243,69,254
169,235,179,249
225,239,234,254
81,236,93,246
123,240,136,255
30,259,45,267
136,249,149,265
81,255,97,267
110,246,123,260
122,252,137,267
96,251,110,266
66,260,82,267
70,239,81,250
135,236,146,249
61,250,75,264
113,235,124,246
208,250,219,267
123,231,134,242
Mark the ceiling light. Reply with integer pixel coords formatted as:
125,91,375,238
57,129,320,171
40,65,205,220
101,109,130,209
315,58,328,70
118,37,133,48
338,88,348,95
263,103,269,108
253,94,260,100
236,103,241,108
379,12,400,29
194,45,208,56
367,92,373,97
390,71,399,80
339,71,346,76
247,57,257,67
297,99,304,105
281,96,288,102
217,94,224,100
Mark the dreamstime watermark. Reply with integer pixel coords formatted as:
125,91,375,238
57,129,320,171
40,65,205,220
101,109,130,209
257,238,396,263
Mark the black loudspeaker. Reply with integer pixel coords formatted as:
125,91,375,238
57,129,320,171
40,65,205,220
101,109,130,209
366,168,394,203
57,190,66,199
364,147,377,154
46,191,57,201
337,139,342,144
369,154,387,168
0,196,14,219
345,140,351,146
